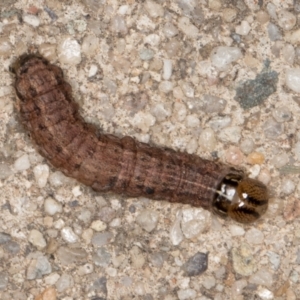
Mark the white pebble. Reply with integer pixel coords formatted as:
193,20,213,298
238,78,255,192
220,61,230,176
61,227,78,243
49,171,69,187
136,209,159,232
33,164,50,188
235,20,251,35
144,0,164,18
211,46,242,71
245,228,264,245
131,112,156,133
256,287,274,300
44,197,63,216
277,10,296,31
185,114,200,128
199,128,216,152
163,59,173,80
90,220,107,232
177,289,196,300
208,115,232,131
88,64,98,77
158,81,173,93
173,102,187,122
281,179,296,195
218,126,241,144
178,17,199,38
23,14,40,27
78,263,94,275
28,229,47,249
282,44,295,64
169,210,183,246
181,208,211,239
229,225,245,236
286,68,300,93
163,22,179,38
144,34,160,46
58,37,81,65
14,154,30,171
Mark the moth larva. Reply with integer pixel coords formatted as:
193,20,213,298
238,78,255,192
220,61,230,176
11,54,268,224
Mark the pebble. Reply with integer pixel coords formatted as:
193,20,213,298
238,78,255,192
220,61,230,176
235,20,251,35
218,126,241,144
23,14,40,27
181,208,210,239
93,247,111,267
266,3,277,19
256,11,270,24
163,59,173,80
240,138,254,154
56,274,74,293
185,114,200,128
225,146,244,166
48,171,69,187
263,118,283,139
44,198,63,216
28,229,47,249
130,246,146,268
27,253,52,280
14,154,30,171
267,251,281,270
0,37,12,56
199,94,227,114
249,268,273,287
272,106,292,122
277,10,296,31
0,272,8,290
0,232,11,244
222,8,237,23
139,48,154,60
256,287,274,300
91,220,107,232
78,263,94,275
282,44,295,65
231,279,247,297
210,46,242,71
246,152,265,164
91,232,113,247
232,243,257,276
202,276,216,289
158,81,173,93
271,152,289,168
149,252,165,268
267,23,282,41
33,164,50,188
229,225,245,236
151,103,171,121
136,209,159,232
97,206,116,223
35,287,57,300
178,17,199,38
131,111,156,132
177,289,196,300
199,128,216,152
208,115,232,131
144,0,164,18
286,68,300,93
56,247,87,265
163,22,179,38
245,228,264,245
110,15,128,35
60,227,78,243
57,37,81,65
169,210,183,246
281,178,296,195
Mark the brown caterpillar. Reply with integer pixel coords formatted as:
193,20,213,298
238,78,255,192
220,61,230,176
11,54,268,224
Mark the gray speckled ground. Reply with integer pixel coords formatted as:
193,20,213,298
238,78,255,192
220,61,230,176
1,1,300,299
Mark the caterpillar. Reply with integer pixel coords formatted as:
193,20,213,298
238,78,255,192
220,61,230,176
11,54,268,224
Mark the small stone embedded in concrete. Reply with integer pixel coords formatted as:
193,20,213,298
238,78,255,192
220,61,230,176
136,209,159,232
91,232,114,247
55,273,74,293
182,252,208,277
235,61,278,109
28,229,47,249
60,227,78,243
27,254,52,280
56,247,87,266
232,243,257,276
44,197,63,216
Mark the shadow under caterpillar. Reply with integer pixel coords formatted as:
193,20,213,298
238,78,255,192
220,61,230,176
11,54,268,224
